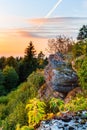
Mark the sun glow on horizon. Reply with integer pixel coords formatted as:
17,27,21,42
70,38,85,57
0,30,48,57
0,0,87,57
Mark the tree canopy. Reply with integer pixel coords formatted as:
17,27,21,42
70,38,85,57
47,35,73,54
3,66,19,92
77,25,87,40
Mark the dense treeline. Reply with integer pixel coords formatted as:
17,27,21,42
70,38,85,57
0,41,48,95
0,25,87,130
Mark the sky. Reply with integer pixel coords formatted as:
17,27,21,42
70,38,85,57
0,0,87,57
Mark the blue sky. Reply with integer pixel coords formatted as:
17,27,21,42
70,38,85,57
0,0,87,18
0,0,87,28
0,0,87,56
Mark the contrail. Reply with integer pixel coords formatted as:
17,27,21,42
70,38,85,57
45,0,63,18
34,0,63,30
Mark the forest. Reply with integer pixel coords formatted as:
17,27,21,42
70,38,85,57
0,25,87,130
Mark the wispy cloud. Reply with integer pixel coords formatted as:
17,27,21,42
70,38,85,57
24,17,87,38
17,29,49,39
17,17,87,39
29,18,48,25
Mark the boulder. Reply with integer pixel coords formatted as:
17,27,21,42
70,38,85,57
44,52,78,93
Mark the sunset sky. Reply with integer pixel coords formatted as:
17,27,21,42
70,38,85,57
0,0,87,57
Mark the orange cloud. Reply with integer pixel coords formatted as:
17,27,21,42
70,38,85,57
17,28,49,39
29,18,48,25
17,29,33,38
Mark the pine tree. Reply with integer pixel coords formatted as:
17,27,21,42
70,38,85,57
77,25,87,40
19,41,37,82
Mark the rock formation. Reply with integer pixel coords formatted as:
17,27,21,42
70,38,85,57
44,52,78,94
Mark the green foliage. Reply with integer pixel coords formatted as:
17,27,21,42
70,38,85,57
16,125,34,130
21,126,34,130
64,93,87,112
77,58,87,89
0,85,6,96
19,41,37,82
0,82,30,130
27,71,45,89
77,25,87,40
6,56,18,71
16,124,21,130
72,42,84,58
0,104,7,120
3,102,27,130
0,70,6,95
26,98,46,126
49,98,64,114
0,70,4,85
74,58,83,70
0,96,8,104
3,66,19,92
0,70,45,130
72,38,87,89
72,40,87,58
0,56,6,69
37,51,48,69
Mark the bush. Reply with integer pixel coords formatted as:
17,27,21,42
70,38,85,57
0,96,8,104
77,58,87,89
48,98,64,114
27,71,45,89
21,126,34,130
26,98,46,126
64,93,87,112
3,102,27,130
16,125,34,130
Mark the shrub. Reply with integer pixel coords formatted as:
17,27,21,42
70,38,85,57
0,96,8,104
49,98,64,114
27,71,45,89
21,126,34,130
26,98,46,126
3,102,27,130
16,125,34,130
77,58,87,89
64,94,87,112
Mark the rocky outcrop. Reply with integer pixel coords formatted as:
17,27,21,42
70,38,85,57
38,84,65,100
44,52,78,94
37,111,87,130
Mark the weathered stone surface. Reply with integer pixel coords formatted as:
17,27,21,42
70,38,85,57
37,111,87,130
44,52,78,93
38,84,65,100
